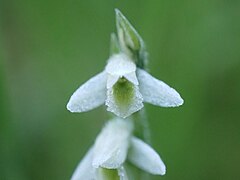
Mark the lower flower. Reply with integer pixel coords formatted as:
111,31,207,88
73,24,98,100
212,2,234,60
71,118,166,180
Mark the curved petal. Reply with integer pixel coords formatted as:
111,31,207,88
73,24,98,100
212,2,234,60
106,54,136,77
137,68,184,107
124,72,138,86
67,71,107,112
106,79,143,118
128,137,166,175
71,148,95,180
107,74,119,89
93,118,133,169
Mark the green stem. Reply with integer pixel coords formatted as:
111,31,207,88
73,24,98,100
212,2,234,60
132,108,151,144
130,109,151,180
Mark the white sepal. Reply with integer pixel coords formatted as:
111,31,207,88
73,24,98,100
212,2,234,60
67,71,107,112
93,118,133,169
137,68,184,107
71,148,95,180
128,137,166,175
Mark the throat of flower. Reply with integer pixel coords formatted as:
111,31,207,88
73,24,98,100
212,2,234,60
113,77,135,107
106,77,143,118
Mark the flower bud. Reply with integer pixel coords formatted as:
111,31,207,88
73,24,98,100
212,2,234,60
115,9,147,68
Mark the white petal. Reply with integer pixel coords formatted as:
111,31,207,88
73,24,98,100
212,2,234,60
107,74,119,89
106,54,136,77
106,79,143,118
93,118,133,169
137,68,184,107
124,72,138,85
67,71,107,112
71,148,95,180
128,137,166,175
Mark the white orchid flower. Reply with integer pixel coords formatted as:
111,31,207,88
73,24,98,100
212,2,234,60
71,147,128,180
66,9,183,118
66,53,183,118
71,118,166,180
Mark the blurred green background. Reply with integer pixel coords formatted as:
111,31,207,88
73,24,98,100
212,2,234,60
1,0,240,179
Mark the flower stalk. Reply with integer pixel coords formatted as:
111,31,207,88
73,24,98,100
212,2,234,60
67,9,184,180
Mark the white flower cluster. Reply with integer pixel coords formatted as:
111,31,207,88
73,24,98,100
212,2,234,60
67,9,183,180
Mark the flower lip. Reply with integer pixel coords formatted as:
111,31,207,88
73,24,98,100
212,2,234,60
106,78,143,118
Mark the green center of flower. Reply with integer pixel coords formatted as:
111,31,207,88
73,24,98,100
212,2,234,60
98,168,120,180
113,77,134,108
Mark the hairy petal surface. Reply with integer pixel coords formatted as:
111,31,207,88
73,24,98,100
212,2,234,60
71,148,95,180
67,71,107,112
137,68,184,107
128,137,166,175
93,118,133,169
